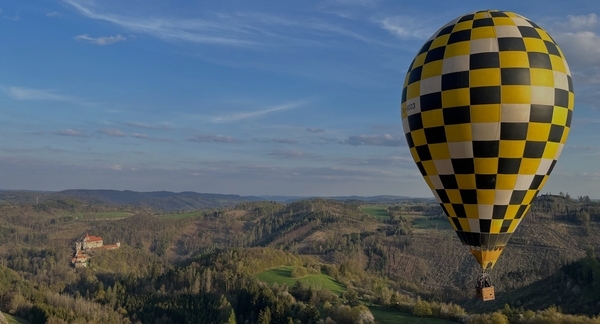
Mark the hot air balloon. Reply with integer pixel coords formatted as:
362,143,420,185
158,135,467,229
400,10,574,301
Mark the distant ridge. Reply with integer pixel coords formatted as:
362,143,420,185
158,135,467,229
260,194,434,204
0,189,434,212
0,189,264,212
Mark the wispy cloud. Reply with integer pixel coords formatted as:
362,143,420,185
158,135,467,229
2,10,20,21
339,155,413,167
377,16,435,39
306,127,325,133
272,138,298,144
109,164,123,171
327,0,380,7
125,121,173,130
130,133,149,139
99,128,127,137
62,0,390,48
46,11,61,17
99,128,161,140
54,129,86,137
344,134,404,147
210,101,307,123
62,0,256,46
558,13,598,31
187,134,243,144
2,86,91,105
555,31,600,67
75,34,126,45
315,136,343,145
549,13,600,89
268,149,319,159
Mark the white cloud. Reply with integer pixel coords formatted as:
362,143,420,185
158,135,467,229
210,101,307,123
344,134,404,147
306,127,325,133
562,13,598,31
187,134,242,144
326,0,379,7
340,155,413,167
62,0,389,48
554,31,600,67
125,121,173,130
2,86,90,105
268,149,319,159
2,10,20,21
110,164,122,170
46,11,60,17
272,138,298,144
99,128,127,137
62,0,256,46
75,34,126,45
54,129,85,137
378,16,434,39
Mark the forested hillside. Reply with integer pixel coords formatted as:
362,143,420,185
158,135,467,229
0,192,599,323
0,190,264,213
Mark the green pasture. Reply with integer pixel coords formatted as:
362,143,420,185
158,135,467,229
360,206,390,220
157,211,203,219
256,266,346,295
369,306,457,324
2,313,30,324
62,211,133,220
411,216,453,231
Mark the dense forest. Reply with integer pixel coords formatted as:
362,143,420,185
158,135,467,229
0,192,599,323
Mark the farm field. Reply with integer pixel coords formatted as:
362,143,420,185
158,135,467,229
157,211,204,219
369,306,458,324
360,206,390,220
411,216,453,231
256,266,346,295
66,211,133,220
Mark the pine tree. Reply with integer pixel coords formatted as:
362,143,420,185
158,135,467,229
258,306,271,324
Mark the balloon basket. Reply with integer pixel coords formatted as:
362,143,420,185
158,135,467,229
476,286,495,301
475,273,495,301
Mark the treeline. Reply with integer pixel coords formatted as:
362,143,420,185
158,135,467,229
232,199,369,249
550,251,600,315
533,194,600,222
388,204,443,216
466,304,600,324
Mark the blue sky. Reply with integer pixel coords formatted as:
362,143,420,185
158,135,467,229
1,0,599,197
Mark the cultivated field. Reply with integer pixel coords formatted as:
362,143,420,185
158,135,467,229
360,206,390,220
369,306,458,324
256,266,346,295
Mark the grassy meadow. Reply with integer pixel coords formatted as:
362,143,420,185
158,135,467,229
2,313,30,324
256,266,346,295
360,206,390,220
369,306,458,324
67,211,134,220
411,215,453,231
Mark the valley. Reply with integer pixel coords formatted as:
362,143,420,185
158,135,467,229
0,191,598,323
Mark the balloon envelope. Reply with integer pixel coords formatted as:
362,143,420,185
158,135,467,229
400,10,574,269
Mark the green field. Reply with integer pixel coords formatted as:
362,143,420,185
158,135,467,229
67,211,134,220
411,216,453,231
157,211,204,219
2,313,30,324
256,266,346,295
360,206,390,220
370,306,457,324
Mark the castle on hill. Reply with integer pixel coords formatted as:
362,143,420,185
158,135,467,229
71,233,120,268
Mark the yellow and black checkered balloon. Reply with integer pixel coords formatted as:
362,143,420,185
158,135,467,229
400,10,574,269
